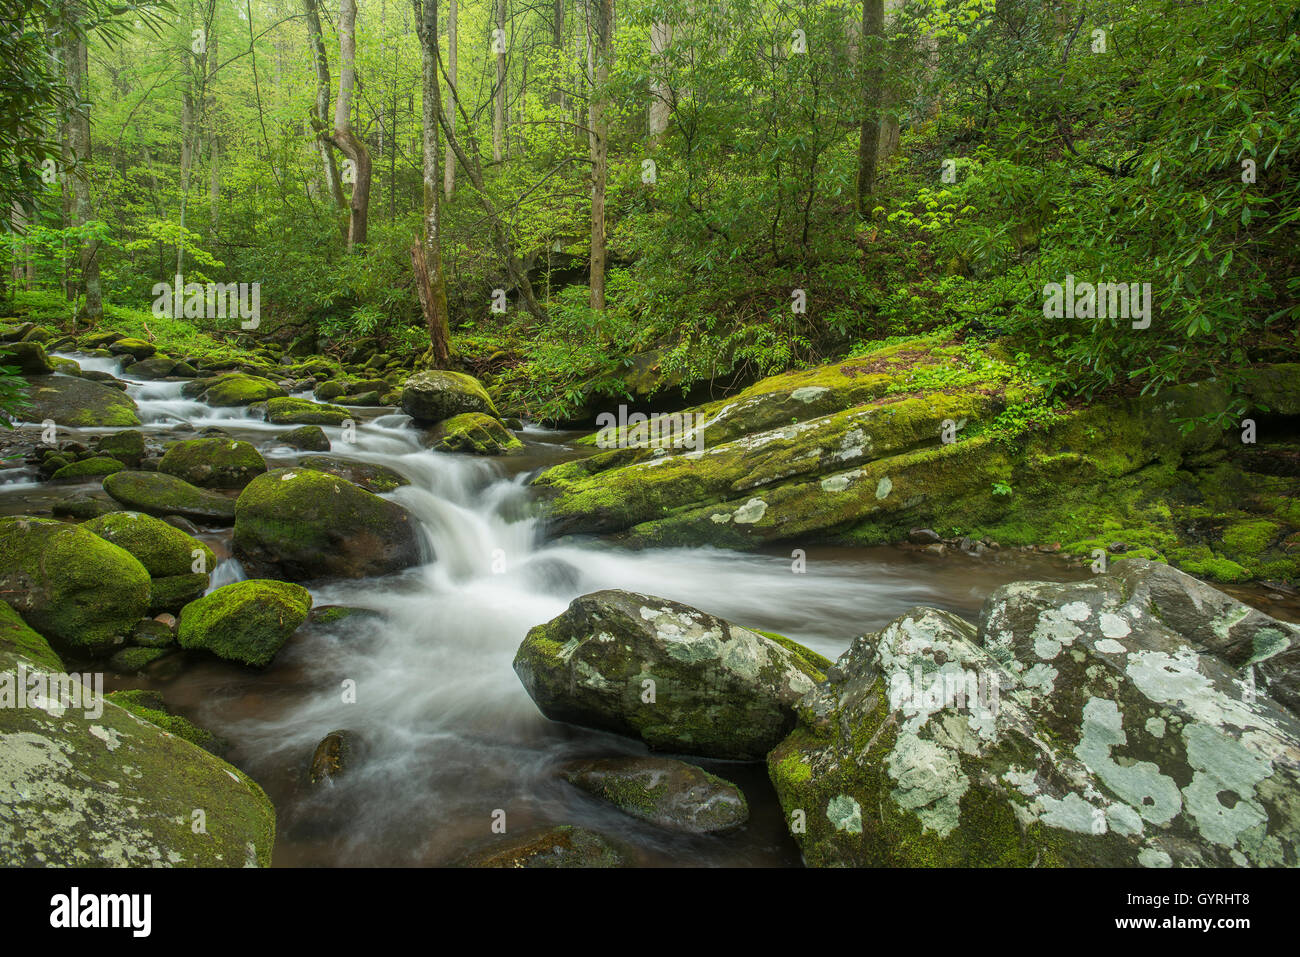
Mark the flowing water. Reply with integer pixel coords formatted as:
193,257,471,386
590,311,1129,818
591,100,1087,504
5,356,1299,866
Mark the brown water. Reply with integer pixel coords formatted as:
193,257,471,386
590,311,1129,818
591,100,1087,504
5,354,1297,867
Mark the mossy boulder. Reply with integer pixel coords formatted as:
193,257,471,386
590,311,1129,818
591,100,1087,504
400,370,498,423
0,601,64,673
770,565,1300,867
94,429,146,467
177,579,312,667
201,373,286,407
1,340,54,375
279,425,330,451
149,572,210,615
233,467,421,581
0,516,150,653
514,590,826,760
105,689,223,754
560,755,749,833
159,437,267,489
20,374,141,427
297,455,409,493
107,337,156,360
103,470,237,524
0,649,275,866
50,455,124,480
426,412,523,455
83,510,216,579
264,396,351,426
458,826,630,868
123,354,180,378
107,645,175,673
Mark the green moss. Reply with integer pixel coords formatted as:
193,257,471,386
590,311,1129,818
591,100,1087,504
105,689,223,754
159,437,267,489
107,646,174,673
1221,519,1281,557
754,629,833,674
202,373,286,407
264,396,351,425
50,456,124,480
83,510,215,578
177,579,312,667
0,601,64,672
102,470,237,523
426,412,524,455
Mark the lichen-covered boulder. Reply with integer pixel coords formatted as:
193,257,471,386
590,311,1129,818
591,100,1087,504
0,648,275,865
561,756,749,833
298,455,409,493
103,470,237,524
425,412,523,455
400,370,498,423
514,590,826,760
233,468,420,581
458,826,630,868
177,579,312,667
279,425,330,451
200,373,286,407
159,437,267,489
0,516,150,654
263,396,350,426
19,374,141,427
769,565,1300,867
83,510,215,579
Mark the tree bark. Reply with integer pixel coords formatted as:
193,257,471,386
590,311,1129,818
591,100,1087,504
493,0,507,163
855,0,886,215
443,0,458,199
63,1,100,321
588,0,613,311
649,20,671,140
302,0,345,220
415,0,452,367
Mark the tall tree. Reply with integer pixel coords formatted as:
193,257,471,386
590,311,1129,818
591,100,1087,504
493,0,507,163
332,0,371,250
587,0,613,310
61,0,101,320
414,0,452,366
443,0,458,199
649,20,672,140
302,0,345,221
855,0,885,214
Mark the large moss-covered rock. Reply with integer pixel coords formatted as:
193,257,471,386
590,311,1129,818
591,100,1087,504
1,340,54,375
19,374,141,427
83,510,216,578
233,468,420,581
560,755,749,833
159,437,267,489
400,370,498,423
0,649,275,865
201,373,286,407
177,579,312,667
297,455,409,493
94,429,146,467
769,564,1300,867
426,412,523,455
514,590,826,760
149,572,210,614
0,516,150,653
123,354,181,378
103,470,237,524
0,601,64,673
263,396,351,426
107,337,156,360
279,425,330,451
50,455,124,480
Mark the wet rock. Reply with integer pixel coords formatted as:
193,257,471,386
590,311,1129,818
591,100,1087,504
83,510,215,578
159,437,268,489
200,372,286,407
0,516,150,654
561,755,749,833
50,491,123,520
132,618,177,648
263,396,351,426
20,374,141,427
233,468,420,581
279,425,330,451
770,565,1300,867
458,825,630,868
298,455,409,493
107,337,156,360
1,340,54,375
148,573,209,615
909,527,941,544
123,355,180,378
400,370,498,424
103,470,237,524
0,600,64,673
104,689,223,755
425,412,523,455
94,429,146,467
308,729,362,785
0,649,275,865
49,455,124,480
177,579,312,667
514,590,827,760
107,645,175,673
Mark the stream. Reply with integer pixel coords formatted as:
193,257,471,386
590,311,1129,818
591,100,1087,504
5,354,1299,867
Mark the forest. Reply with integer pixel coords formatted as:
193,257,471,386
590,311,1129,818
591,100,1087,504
2,0,1300,873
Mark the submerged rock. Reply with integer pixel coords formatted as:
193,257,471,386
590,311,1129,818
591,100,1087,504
177,579,312,667
233,468,420,581
159,437,267,489
308,729,362,785
425,412,523,455
400,370,498,424
561,755,749,833
769,561,1300,867
458,825,630,868
0,649,274,865
514,590,826,760
0,516,150,654
103,470,237,524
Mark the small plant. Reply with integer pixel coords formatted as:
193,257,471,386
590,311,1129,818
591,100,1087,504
991,480,1013,498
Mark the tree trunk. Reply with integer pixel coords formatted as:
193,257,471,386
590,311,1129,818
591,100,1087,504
333,0,371,250
415,0,452,367
493,0,507,163
855,0,886,215
649,20,671,140
588,0,613,311
303,0,345,221
444,0,457,199
63,2,100,321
